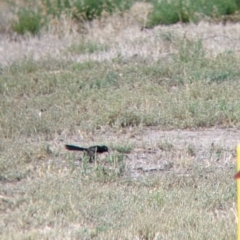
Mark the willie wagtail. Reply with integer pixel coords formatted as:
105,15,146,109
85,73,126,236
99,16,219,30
65,144,108,162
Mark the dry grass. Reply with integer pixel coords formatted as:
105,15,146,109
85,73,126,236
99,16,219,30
1,2,240,239
1,167,236,239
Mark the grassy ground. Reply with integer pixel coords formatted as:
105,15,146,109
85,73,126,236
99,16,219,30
1,2,240,239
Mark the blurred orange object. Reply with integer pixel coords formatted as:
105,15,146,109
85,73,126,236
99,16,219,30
235,171,240,179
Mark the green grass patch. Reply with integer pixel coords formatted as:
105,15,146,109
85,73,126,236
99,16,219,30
9,0,135,35
12,7,45,35
113,144,133,154
147,0,238,27
1,38,240,140
68,41,109,54
8,0,240,34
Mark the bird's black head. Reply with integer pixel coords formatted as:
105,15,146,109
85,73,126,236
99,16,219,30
102,145,108,152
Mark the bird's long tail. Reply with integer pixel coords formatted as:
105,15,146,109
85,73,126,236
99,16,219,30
65,145,87,151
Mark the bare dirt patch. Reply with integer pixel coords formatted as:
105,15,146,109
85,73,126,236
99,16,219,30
99,127,238,176
48,127,238,179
